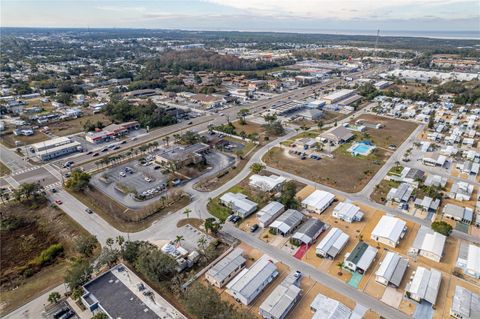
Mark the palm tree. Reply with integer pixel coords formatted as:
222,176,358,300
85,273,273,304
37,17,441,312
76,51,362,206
164,136,170,147
183,208,191,219
174,235,184,246
336,262,344,275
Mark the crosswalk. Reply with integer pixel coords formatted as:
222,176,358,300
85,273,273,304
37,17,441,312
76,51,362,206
44,181,62,191
10,166,39,176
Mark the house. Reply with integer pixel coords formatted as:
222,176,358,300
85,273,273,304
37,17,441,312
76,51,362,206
443,204,474,224
269,209,304,236
291,218,326,245
316,228,349,259
81,264,185,319
257,201,285,228
424,174,448,188
310,293,352,319
301,190,335,214
320,126,354,144
414,196,441,213
371,215,407,248
205,248,246,288
155,143,210,168
406,267,442,305
332,202,364,223
400,167,425,184
409,226,446,262
13,127,34,136
344,241,378,274
219,192,258,218
386,183,414,203
449,181,474,201
456,243,480,279
450,286,480,319
249,174,286,192
375,252,409,287
259,272,302,319
226,255,279,305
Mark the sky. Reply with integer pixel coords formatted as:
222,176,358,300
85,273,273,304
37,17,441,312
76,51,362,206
1,0,479,34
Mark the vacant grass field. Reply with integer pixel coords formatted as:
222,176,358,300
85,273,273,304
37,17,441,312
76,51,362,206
370,179,401,204
48,113,112,136
0,200,98,315
1,132,50,148
0,162,11,177
231,120,265,137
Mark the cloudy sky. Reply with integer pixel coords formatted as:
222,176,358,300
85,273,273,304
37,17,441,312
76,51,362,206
1,0,479,33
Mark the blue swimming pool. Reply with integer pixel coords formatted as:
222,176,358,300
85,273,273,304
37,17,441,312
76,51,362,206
349,142,375,156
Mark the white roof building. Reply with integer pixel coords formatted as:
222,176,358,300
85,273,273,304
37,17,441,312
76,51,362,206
332,202,364,223
310,293,352,319
375,252,409,287
449,181,474,201
371,215,407,248
456,243,480,279
226,255,278,305
406,267,442,305
409,226,446,262
220,192,257,218
259,272,302,319
269,209,304,236
344,241,378,274
316,227,349,259
249,174,286,192
450,286,480,319
257,201,285,228
302,190,335,214
291,218,325,245
205,248,246,288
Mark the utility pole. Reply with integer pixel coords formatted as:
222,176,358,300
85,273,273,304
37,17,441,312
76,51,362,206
373,29,380,57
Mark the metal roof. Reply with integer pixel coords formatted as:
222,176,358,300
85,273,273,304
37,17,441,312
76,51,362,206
451,286,480,318
375,252,408,287
259,272,301,319
291,218,325,244
371,215,406,243
316,227,349,258
310,293,352,319
270,209,304,234
206,248,246,285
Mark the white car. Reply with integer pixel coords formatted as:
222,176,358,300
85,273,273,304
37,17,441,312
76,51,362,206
119,172,126,177
144,177,152,183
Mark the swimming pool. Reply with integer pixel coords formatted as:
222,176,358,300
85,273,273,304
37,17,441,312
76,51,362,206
349,142,375,156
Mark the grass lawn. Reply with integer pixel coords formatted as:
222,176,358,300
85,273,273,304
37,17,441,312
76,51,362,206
69,186,190,232
370,179,401,204
0,161,11,176
1,132,50,148
387,165,404,177
231,120,265,137
48,113,112,136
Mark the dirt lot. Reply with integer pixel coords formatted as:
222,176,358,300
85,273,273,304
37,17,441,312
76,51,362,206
370,179,401,204
1,131,50,148
0,161,11,176
48,113,112,136
70,186,190,232
232,120,265,137
0,200,98,315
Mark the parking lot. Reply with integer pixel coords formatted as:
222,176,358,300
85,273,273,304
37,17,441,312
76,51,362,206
90,156,168,208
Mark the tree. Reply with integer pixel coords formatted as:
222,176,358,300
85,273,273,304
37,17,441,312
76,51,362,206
48,291,61,304
204,217,221,235
279,181,299,209
74,235,98,257
13,182,45,202
183,208,191,219
250,163,265,174
135,249,176,282
106,238,114,247
92,313,109,319
64,259,93,290
65,169,91,192
237,108,249,125
428,110,436,129
431,221,452,236
263,120,285,136
174,235,184,246
97,247,120,268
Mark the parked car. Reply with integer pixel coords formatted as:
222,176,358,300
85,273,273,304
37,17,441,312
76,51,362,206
63,161,74,168
250,224,259,232
119,172,126,177
144,177,152,183
101,148,108,152
55,199,62,205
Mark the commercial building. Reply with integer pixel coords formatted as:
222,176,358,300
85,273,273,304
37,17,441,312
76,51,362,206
320,126,354,145
81,264,185,319
443,204,474,224
456,243,480,279
310,293,352,319
31,136,82,161
316,227,349,259
332,202,364,223
269,209,304,236
155,143,210,168
226,255,279,305
301,190,335,214
257,201,285,228
205,248,246,288
219,192,258,218
249,174,286,192
370,215,407,248
409,226,446,262
450,286,480,319
344,241,378,274
375,252,408,287
290,218,326,245
322,89,355,104
259,272,302,319
406,267,442,305
85,121,140,144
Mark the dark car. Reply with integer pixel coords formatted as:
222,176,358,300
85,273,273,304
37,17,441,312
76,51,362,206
101,148,108,152
188,121,193,125
92,152,99,157
86,151,93,155
120,140,127,144
51,188,57,193
250,224,259,232
85,208,93,214
53,308,70,319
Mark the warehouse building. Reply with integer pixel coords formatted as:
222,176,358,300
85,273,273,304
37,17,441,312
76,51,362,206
205,248,246,288
322,89,355,104
31,136,82,161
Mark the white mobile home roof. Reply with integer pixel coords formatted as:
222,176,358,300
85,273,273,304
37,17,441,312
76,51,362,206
451,286,480,319
371,215,406,243
375,252,408,287
421,232,446,259
206,248,245,285
310,293,352,319
270,209,304,234
467,244,480,275
226,255,277,303
316,227,349,258
302,190,335,212
357,246,378,272
408,267,442,305
249,174,286,191
259,272,301,319
333,202,364,221
257,201,285,226
220,192,257,216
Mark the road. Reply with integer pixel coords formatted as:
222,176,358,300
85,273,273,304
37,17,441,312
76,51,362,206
0,144,32,171
223,224,410,319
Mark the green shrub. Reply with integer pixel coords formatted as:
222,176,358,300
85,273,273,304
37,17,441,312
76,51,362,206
32,243,64,267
